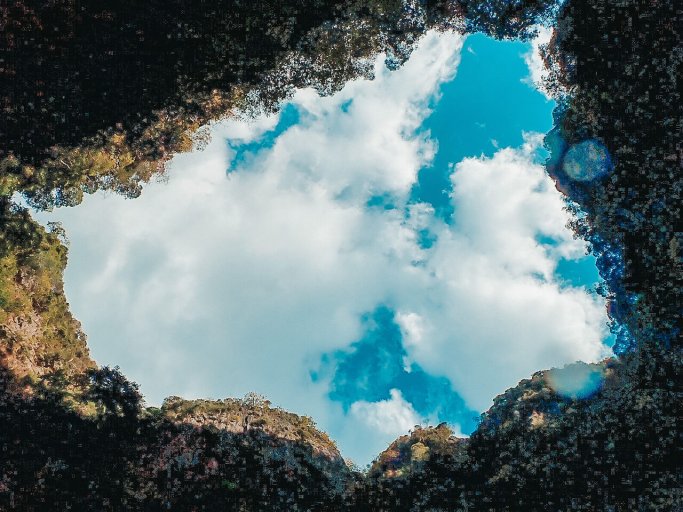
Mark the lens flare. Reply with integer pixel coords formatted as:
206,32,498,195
562,139,613,182
548,362,603,399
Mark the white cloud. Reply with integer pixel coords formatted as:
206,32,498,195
395,312,426,348
35,31,463,465
523,26,554,99
34,31,609,464
394,135,610,410
350,389,422,437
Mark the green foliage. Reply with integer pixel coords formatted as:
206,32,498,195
367,422,460,479
0,206,93,390
1,0,563,210
0,0,679,509
0,200,43,257
542,0,682,359
81,366,143,420
356,360,681,510
453,0,560,39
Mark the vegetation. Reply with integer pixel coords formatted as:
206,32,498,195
0,0,680,509
160,393,344,465
354,359,681,510
366,422,464,479
542,0,682,360
0,367,352,511
0,0,475,209
0,201,94,394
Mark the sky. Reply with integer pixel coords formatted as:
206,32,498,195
34,29,611,466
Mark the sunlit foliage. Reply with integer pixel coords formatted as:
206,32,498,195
0,0,680,509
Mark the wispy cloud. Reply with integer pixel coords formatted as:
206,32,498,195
523,26,554,99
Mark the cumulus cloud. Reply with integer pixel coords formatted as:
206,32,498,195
395,311,426,348
395,136,610,409
35,31,463,464
34,30,609,464
350,389,422,437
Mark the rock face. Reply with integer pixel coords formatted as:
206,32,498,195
354,360,682,511
0,356,679,510
0,211,95,394
159,395,352,494
368,423,465,479
0,373,355,511
1,0,682,509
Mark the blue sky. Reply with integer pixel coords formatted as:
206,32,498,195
35,31,610,465
412,33,555,218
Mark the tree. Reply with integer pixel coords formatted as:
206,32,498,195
82,365,143,419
